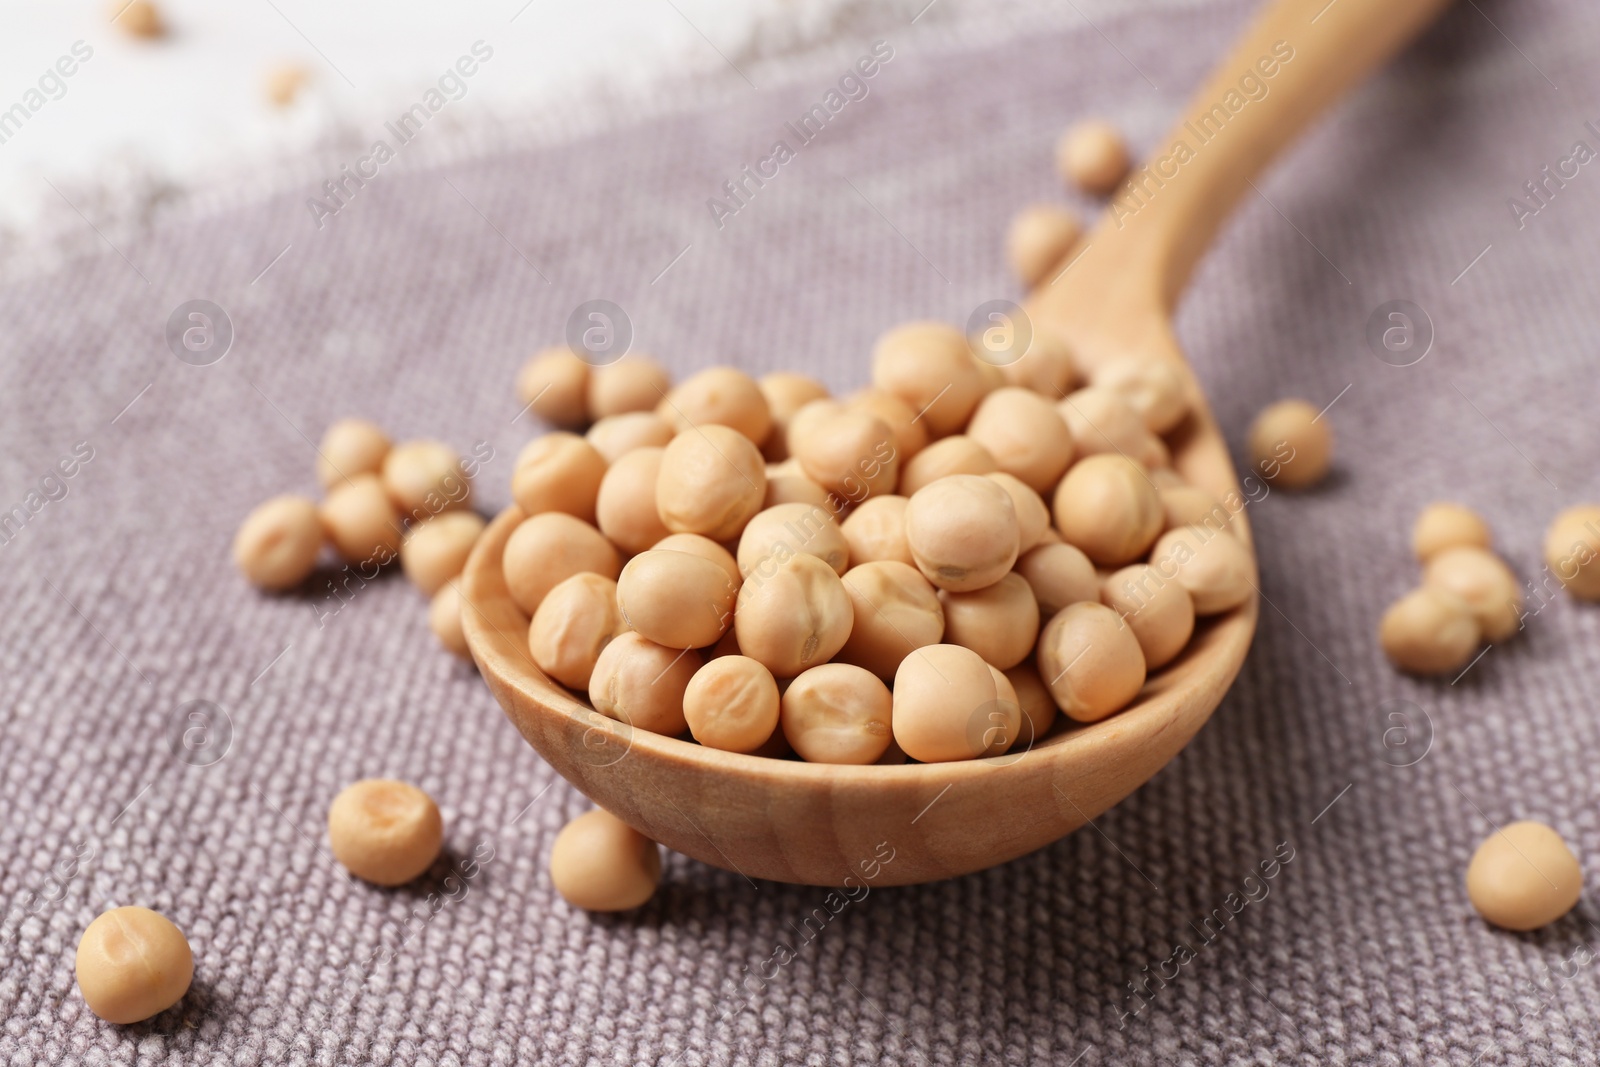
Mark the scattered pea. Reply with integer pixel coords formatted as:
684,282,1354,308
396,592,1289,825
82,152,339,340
1053,454,1163,567
265,63,309,108
320,474,403,565
382,440,471,519
1423,547,1522,643
906,474,1020,592
502,512,620,616
588,356,671,419
328,778,444,886
588,631,699,735
1006,205,1083,287
233,495,323,590
1412,502,1491,562
316,417,390,488
112,0,164,38
1543,505,1600,600
550,809,662,912
966,387,1075,493
429,582,470,659
891,644,1012,763
835,560,944,680
737,503,849,577
616,549,735,650
596,446,672,554
1037,602,1146,723
655,425,767,542
1248,399,1331,490
733,552,853,678
683,656,780,753
871,322,988,436
661,366,773,444
76,907,192,1024
940,572,1040,670
782,663,894,764
1379,586,1480,675
528,573,626,689
1465,821,1582,931
516,348,590,428
1057,120,1129,195
511,433,608,523
401,511,486,597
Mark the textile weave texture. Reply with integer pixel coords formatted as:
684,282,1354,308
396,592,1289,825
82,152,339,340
5,1,1600,1063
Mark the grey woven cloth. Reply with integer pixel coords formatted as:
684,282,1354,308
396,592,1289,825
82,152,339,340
6,0,1600,1063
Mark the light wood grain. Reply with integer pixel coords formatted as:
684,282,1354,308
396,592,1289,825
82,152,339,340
462,0,1449,887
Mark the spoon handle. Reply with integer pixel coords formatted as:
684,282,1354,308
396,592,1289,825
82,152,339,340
1100,0,1453,308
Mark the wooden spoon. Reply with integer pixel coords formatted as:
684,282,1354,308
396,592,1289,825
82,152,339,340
462,0,1452,887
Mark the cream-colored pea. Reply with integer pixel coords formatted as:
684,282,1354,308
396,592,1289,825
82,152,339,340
503,512,621,615
763,461,834,509
1053,454,1163,567
940,572,1039,670
1465,821,1583,931
1412,502,1491,562
516,347,590,428
1544,505,1600,600
429,582,470,659
588,355,671,419
316,417,390,488
587,631,699,735
898,436,999,497
1160,484,1235,537
1058,387,1165,467
320,474,403,565
892,644,1011,763
986,473,1050,553
1379,586,1481,675
1006,205,1083,287
966,387,1075,493
1038,602,1146,723
737,503,849,576
550,810,662,912
835,560,944,680
76,907,192,1024
758,372,830,460
511,433,608,523
782,663,894,764
846,388,929,462
1057,119,1129,195
1423,547,1522,643
1015,541,1099,618
839,495,913,566
112,0,164,38
1147,524,1254,615
870,321,988,436
328,778,444,886
1248,399,1332,490
401,511,486,597
734,552,853,677
265,63,309,107
785,398,845,459
596,447,671,554
661,366,773,444
1101,563,1196,670
653,533,742,589
906,474,1019,592
586,412,675,463
1004,662,1058,750
794,410,899,503
656,425,767,542
683,656,780,753
1091,357,1189,434
233,495,323,590
616,550,735,649
381,440,471,519
528,573,626,689
998,327,1079,398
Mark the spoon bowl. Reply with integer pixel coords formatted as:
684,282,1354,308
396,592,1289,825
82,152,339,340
462,0,1450,886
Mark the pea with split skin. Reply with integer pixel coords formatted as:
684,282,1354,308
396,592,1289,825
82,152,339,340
1091,357,1189,435
1379,586,1480,675
528,572,627,690
317,418,390,488
782,662,894,764
1146,524,1253,615
734,552,854,678
1422,546,1522,643
683,655,780,753
835,560,945,680
328,778,444,886
234,495,324,590
76,907,193,1024
1057,387,1165,468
